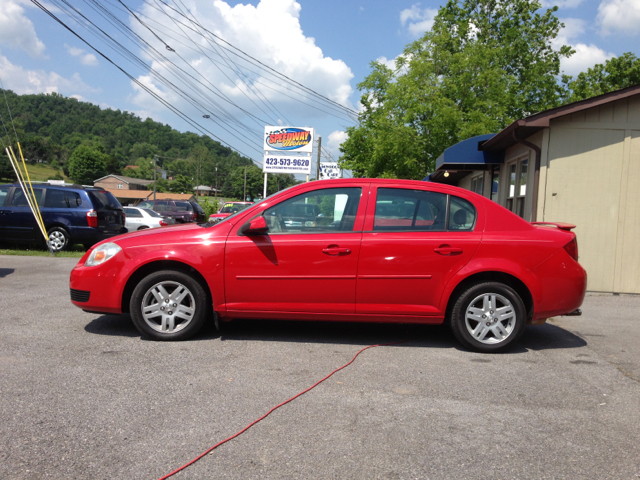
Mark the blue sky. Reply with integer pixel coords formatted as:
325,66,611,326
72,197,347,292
1,0,639,168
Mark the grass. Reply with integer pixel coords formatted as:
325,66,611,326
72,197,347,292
10,163,72,183
0,243,87,258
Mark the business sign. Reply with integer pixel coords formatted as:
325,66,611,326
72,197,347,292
319,162,341,180
263,154,312,175
264,126,315,153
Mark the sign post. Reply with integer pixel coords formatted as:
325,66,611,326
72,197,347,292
263,126,315,196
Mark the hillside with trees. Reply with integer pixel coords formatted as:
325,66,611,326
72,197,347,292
0,90,296,198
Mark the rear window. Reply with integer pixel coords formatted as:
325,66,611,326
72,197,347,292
143,208,161,217
191,202,204,214
175,202,193,212
88,190,122,210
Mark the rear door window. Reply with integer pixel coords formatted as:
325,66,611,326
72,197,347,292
373,188,446,231
448,196,476,231
124,208,143,218
44,189,82,208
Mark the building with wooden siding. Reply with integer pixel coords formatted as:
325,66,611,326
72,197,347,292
429,84,640,294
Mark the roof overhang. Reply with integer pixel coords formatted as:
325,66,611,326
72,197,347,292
434,133,504,172
481,83,640,152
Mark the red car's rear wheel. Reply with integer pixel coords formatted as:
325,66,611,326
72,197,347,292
450,282,526,353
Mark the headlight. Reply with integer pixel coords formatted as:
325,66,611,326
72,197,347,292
85,242,122,267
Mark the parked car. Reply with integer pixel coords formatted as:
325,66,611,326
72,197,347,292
136,200,195,223
209,201,253,223
188,200,206,223
69,179,586,353
0,183,126,252
123,207,173,231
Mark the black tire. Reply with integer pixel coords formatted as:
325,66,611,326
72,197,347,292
47,226,71,252
450,282,526,353
129,270,208,341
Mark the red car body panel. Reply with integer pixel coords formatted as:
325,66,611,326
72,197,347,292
70,179,586,327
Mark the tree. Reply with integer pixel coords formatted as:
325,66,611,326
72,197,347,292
562,52,640,103
167,174,194,194
227,165,263,201
68,145,108,184
340,0,572,179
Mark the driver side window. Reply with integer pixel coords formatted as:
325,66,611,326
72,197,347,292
263,187,362,234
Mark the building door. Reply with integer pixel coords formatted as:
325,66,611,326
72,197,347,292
613,130,640,294
544,128,625,293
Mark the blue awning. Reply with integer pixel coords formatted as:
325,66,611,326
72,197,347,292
435,133,503,171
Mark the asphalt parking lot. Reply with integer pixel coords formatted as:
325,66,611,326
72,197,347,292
1,256,639,480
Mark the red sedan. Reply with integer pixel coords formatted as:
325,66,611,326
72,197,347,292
70,179,586,353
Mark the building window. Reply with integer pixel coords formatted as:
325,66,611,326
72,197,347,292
117,183,123,189
470,174,484,195
491,168,499,202
505,158,528,218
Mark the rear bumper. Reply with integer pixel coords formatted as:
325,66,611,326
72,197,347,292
68,226,128,243
530,250,587,321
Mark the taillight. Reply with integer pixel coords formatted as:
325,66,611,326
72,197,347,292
564,237,578,261
160,220,167,226
192,212,197,221
86,210,98,228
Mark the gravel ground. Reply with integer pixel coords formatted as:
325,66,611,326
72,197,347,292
1,256,639,480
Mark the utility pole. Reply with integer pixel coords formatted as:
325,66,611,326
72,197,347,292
153,154,158,201
316,136,322,181
243,165,247,201
215,163,218,205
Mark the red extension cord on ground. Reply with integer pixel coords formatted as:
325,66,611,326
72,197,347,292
158,341,404,479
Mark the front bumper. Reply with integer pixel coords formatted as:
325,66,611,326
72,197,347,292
69,254,127,314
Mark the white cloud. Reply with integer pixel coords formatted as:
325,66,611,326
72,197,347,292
376,56,397,71
131,0,354,124
325,130,348,161
597,0,640,36
400,4,438,37
0,0,46,58
540,0,584,8
64,44,99,66
553,18,615,75
0,51,97,95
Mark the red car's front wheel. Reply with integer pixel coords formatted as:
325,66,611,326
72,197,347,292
130,270,208,341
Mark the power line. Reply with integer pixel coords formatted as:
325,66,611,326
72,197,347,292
30,0,263,166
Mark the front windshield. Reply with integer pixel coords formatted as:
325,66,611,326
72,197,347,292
220,203,251,214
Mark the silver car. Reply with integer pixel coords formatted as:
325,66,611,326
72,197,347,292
123,207,174,231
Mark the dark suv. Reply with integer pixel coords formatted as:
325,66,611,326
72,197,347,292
0,183,127,252
136,200,196,223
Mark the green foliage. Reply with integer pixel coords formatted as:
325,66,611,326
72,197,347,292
562,53,640,103
201,197,220,218
167,174,194,193
68,145,108,184
340,0,572,179
0,89,256,190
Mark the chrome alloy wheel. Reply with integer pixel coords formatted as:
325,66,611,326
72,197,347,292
464,293,516,345
48,230,67,251
141,281,196,334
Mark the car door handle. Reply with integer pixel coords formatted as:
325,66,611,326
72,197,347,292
322,246,351,256
434,245,463,256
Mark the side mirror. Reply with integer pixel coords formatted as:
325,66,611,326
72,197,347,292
240,215,269,235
